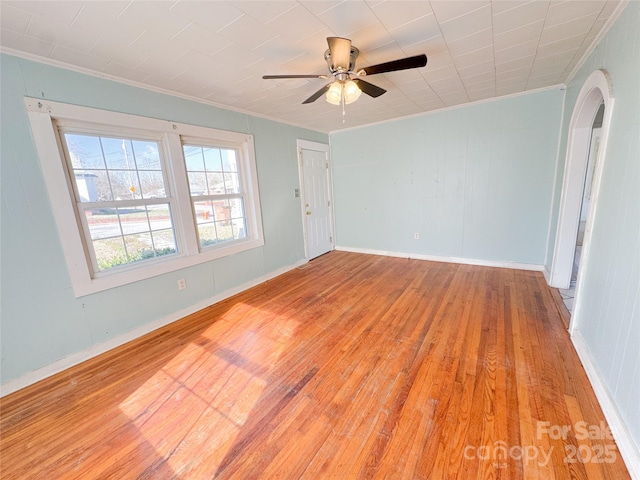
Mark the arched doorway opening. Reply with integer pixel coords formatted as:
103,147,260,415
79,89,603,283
549,70,614,332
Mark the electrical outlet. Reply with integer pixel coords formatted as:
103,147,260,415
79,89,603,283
177,278,187,290
414,232,420,240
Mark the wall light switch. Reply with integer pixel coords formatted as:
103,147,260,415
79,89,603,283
414,232,420,240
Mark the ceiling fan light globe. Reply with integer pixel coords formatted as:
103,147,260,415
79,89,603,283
325,81,342,105
344,80,362,104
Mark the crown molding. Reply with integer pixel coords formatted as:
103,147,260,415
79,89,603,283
329,84,566,135
565,0,630,84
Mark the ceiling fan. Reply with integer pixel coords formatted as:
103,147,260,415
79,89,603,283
263,37,427,106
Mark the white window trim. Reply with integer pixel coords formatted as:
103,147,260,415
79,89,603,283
25,98,264,297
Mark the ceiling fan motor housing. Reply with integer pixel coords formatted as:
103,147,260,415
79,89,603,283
324,46,359,75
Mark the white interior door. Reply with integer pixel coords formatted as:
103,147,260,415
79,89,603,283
298,141,333,260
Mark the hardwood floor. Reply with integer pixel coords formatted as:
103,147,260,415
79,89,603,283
0,251,630,479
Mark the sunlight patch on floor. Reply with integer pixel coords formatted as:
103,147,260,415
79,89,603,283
118,303,299,476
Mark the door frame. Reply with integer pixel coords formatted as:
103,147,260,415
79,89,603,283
296,139,335,260
548,70,614,332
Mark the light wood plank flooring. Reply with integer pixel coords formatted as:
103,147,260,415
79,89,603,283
0,251,630,479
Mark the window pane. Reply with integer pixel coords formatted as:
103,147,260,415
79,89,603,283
93,237,127,271
206,173,224,195
109,170,141,200
193,200,214,224
212,198,230,223
64,134,105,169
76,171,112,202
203,147,223,172
102,137,136,170
197,224,218,247
85,209,120,240
232,218,247,240
132,141,161,170
124,233,154,263
148,204,173,231
215,221,233,242
224,172,240,194
139,171,165,199
152,229,177,255
188,172,207,196
229,198,244,218
183,145,205,171
119,206,150,235
221,149,237,172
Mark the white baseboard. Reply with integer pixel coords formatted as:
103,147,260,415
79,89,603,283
542,265,552,283
0,259,307,398
571,329,640,479
335,245,545,272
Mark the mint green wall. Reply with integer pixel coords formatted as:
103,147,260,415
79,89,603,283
330,88,563,265
0,54,327,385
550,3,640,451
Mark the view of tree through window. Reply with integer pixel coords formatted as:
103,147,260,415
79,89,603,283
182,144,248,248
63,133,177,271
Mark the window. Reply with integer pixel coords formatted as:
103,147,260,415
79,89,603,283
62,132,178,272
183,144,247,248
26,98,264,297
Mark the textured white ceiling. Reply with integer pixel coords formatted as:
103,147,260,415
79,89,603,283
0,0,625,133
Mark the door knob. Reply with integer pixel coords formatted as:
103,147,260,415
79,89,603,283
306,211,311,215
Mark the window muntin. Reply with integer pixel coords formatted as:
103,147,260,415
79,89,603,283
61,132,178,273
183,144,248,249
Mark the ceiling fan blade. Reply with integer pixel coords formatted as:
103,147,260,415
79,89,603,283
360,54,427,76
263,74,327,79
352,79,386,98
302,83,332,104
327,37,352,70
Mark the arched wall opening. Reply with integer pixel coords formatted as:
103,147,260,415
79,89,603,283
548,69,614,332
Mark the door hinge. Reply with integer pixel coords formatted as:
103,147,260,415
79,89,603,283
326,162,329,169
328,200,330,206
330,236,333,243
